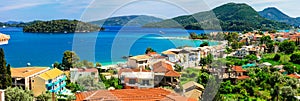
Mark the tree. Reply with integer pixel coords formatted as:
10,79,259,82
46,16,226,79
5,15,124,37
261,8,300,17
5,86,34,101
245,54,257,61
36,92,51,101
283,64,295,74
174,64,183,72
145,47,156,54
77,76,105,91
281,86,297,101
96,62,102,67
279,40,296,54
290,52,300,64
200,41,209,47
61,50,80,70
66,82,84,93
0,48,11,89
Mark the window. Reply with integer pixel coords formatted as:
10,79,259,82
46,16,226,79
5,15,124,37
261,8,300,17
32,80,34,82
129,79,136,84
142,80,150,85
91,72,95,76
79,74,82,77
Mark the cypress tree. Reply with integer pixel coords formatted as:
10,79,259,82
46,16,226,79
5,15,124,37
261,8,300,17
0,48,11,89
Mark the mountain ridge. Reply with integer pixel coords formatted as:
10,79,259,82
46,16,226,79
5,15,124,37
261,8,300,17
143,3,291,31
259,7,300,26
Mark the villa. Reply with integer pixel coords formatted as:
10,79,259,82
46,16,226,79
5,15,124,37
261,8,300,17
127,55,151,69
31,68,67,96
70,68,99,83
75,88,196,101
182,81,205,101
152,60,181,87
11,67,50,90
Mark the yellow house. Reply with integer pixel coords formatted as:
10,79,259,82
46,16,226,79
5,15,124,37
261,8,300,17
31,68,67,96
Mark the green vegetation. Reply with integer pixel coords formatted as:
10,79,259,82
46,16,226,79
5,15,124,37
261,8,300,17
61,50,80,70
100,74,123,89
36,92,51,101
23,19,103,33
0,48,12,89
199,41,209,47
5,86,34,101
66,82,84,93
214,68,299,100
144,3,291,31
180,68,202,85
189,32,208,39
76,76,105,91
279,40,296,54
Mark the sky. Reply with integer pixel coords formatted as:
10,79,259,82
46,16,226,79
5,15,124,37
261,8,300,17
0,0,299,22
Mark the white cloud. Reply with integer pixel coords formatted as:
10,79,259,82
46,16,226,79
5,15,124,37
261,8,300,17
0,1,52,12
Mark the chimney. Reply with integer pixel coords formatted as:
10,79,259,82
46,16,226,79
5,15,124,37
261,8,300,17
0,90,4,101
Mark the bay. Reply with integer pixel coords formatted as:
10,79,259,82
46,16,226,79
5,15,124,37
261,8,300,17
0,26,218,67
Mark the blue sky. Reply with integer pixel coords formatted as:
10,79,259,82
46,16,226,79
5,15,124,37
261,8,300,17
0,0,299,22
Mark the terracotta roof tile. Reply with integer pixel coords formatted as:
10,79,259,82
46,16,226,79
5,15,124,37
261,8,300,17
11,67,49,78
76,88,190,101
237,75,250,80
165,70,181,77
288,73,300,79
232,66,246,72
152,61,180,77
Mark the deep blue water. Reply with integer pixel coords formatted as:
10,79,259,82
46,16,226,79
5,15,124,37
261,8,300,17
0,26,217,67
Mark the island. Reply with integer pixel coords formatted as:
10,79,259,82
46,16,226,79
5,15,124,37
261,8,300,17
23,19,104,33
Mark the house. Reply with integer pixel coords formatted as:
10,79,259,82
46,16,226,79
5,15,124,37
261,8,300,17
152,61,181,87
231,66,249,80
70,68,99,83
118,68,154,89
31,68,67,96
287,73,300,82
127,55,151,69
209,66,249,82
182,81,205,101
11,67,50,90
162,50,179,63
0,90,4,101
75,88,197,101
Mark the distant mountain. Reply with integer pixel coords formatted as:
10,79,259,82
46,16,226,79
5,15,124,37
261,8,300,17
144,3,291,31
89,15,163,26
5,21,23,25
259,7,300,26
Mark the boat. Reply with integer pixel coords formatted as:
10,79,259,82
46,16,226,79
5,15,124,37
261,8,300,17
0,33,10,45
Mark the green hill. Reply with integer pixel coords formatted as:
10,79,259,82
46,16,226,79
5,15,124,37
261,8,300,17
259,7,300,26
23,19,103,33
89,15,163,26
144,3,291,31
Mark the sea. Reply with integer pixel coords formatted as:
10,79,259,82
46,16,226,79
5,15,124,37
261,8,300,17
0,26,219,67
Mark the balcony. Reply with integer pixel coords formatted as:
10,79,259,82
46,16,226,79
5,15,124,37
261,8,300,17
125,83,138,87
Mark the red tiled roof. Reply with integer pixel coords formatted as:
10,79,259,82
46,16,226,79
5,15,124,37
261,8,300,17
287,73,300,79
153,61,173,72
232,66,246,72
165,70,181,77
153,61,180,77
237,75,250,80
75,88,191,101
147,52,157,56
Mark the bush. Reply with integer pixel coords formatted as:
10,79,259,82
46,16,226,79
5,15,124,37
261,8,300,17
290,52,300,64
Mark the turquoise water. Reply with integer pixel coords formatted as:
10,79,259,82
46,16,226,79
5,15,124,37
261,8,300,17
0,26,218,67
